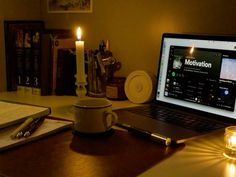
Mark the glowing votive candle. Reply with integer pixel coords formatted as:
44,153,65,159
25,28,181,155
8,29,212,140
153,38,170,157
224,126,236,160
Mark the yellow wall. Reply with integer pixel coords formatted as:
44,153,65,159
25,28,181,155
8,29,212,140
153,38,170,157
41,0,236,78
1,0,236,91
0,0,41,91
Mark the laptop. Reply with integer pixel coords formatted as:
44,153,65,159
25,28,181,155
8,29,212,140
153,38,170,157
115,33,236,145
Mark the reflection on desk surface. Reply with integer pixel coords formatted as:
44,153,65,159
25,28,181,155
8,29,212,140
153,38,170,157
139,130,236,177
0,129,183,177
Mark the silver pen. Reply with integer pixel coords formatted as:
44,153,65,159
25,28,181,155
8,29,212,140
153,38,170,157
10,117,34,139
151,133,172,146
119,123,172,146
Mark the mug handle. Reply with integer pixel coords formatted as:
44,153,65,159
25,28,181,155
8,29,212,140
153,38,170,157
103,110,118,130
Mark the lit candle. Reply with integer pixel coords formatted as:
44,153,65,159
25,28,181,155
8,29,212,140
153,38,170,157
75,27,86,83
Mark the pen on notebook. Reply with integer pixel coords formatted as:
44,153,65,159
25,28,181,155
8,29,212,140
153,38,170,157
23,117,45,137
14,117,45,139
10,117,34,139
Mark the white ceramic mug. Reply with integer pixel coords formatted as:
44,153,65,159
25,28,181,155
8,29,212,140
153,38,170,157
73,97,118,134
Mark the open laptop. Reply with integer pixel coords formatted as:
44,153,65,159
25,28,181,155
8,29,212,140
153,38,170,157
115,33,236,145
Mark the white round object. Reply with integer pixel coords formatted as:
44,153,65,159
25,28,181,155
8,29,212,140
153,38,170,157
125,70,156,104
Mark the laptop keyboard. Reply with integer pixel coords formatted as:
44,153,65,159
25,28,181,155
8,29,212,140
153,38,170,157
125,105,226,132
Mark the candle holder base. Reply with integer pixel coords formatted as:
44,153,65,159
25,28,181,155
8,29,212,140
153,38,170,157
76,83,87,98
75,73,87,98
223,151,236,160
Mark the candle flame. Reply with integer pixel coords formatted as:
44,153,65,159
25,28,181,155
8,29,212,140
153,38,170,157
229,136,236,146
190,46,194,54
76,27,82,40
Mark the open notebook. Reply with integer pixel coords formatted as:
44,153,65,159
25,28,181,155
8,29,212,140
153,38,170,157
0,100,50,128
0,101,73,151
0,118,73,151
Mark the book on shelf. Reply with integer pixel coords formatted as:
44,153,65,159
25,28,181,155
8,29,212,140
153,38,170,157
4,22,19,91
23,29,34,94
41,29,74,95
38,33,53,95
15,29,25,93
56,48,76,95
31,30,43,95
0,100,73,151
51,38,75,95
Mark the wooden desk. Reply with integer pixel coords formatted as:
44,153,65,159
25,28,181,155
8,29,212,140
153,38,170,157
0,92,235,177
0,129,183,177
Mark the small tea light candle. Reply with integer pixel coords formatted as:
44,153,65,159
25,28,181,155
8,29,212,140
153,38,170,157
224,126,236,160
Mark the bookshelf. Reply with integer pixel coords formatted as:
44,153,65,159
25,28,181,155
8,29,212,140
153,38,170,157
4,21,44,92
4,20,75,96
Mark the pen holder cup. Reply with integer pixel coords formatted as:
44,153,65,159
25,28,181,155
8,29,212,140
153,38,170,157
87,51,121,98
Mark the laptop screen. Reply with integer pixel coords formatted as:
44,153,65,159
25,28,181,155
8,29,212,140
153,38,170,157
156,33,236,119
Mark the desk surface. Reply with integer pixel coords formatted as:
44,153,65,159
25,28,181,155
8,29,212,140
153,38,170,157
0,129,183,177
0,92,136,120
0,92,235,177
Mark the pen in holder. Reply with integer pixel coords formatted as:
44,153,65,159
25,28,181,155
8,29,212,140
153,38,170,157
87,50,121,98
87,50,106,97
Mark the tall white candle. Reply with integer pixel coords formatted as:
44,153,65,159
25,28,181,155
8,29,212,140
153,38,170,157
75,27,86,83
